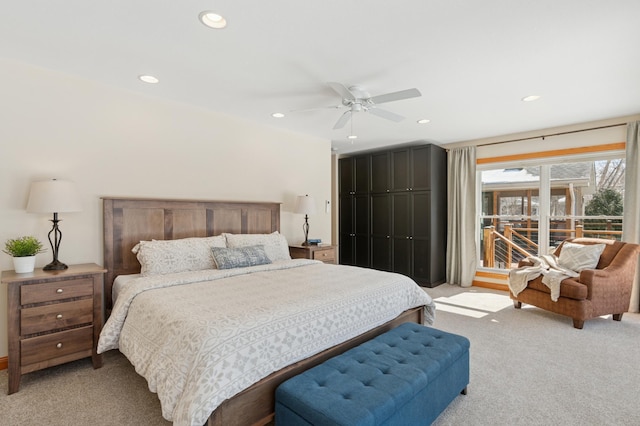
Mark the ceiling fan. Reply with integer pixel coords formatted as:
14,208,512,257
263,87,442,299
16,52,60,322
325,82,422,130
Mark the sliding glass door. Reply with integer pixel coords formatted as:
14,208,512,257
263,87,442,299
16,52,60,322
478,155,625,271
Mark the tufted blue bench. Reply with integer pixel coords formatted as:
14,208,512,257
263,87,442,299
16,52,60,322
275,322,470,425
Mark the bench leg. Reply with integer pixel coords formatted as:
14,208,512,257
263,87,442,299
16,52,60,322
460,386,468,395
612,313,623,322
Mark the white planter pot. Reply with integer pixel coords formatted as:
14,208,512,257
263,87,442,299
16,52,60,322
13,256,36,273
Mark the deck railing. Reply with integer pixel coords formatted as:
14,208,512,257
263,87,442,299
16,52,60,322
482,222,623,269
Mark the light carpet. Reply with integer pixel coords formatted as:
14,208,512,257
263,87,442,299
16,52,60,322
1,284,638,425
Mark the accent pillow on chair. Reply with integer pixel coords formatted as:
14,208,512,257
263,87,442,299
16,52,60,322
558,241,606,272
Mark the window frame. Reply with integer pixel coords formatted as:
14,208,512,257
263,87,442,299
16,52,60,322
476,146,625,273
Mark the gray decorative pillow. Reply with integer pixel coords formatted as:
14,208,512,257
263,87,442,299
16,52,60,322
224,232,291,262
211,245,272,270
558,242,606,272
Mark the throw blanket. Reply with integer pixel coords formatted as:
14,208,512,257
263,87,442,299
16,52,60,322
98,260,435,426
508,254,578,302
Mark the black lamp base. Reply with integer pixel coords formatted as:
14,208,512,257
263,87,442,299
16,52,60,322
43,259,69,271
44,212,68,271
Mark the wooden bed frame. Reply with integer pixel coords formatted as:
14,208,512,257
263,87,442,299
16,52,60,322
102,197,425,426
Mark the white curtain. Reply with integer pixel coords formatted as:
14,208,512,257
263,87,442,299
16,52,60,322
623,121,640,312
446,146,477,287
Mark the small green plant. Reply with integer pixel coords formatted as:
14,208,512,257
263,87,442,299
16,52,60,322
3,236,46,257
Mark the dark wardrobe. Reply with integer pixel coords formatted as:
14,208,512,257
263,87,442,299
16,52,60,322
339,143,447,287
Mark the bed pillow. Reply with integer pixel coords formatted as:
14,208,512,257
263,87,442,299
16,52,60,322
224,231,291,262
558,242,606,272
211,245,272,270
132,235,227,276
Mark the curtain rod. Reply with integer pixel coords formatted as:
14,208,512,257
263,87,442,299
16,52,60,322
476,123,627,147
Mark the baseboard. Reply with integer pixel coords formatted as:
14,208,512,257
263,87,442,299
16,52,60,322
472,280,509,292
0,356,7,371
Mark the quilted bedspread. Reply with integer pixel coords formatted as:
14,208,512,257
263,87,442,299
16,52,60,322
98,259,435,426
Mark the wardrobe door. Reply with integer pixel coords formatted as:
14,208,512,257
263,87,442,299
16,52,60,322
370,152,390,193
410,145,432,191
371,194,391,271
391,193,411,276
411,192,431,282
391,149,410,192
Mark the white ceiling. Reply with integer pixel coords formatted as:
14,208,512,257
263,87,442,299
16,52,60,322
3,1,640,155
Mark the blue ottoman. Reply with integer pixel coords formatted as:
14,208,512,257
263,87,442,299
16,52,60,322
275,323,470,426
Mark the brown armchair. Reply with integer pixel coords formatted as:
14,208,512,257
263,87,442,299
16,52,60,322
510,237,640,329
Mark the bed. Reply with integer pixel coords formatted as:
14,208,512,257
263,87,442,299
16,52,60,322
99,197,435,426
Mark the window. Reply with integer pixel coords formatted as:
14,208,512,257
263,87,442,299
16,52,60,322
478,154,625,271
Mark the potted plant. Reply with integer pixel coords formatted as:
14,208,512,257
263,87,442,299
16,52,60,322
3,236,46,273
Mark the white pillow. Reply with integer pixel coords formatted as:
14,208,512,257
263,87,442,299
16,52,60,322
133,235,227,276
224,231,291,262
558,242,606,272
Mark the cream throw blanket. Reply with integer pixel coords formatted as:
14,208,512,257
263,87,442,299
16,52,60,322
508,254,579,302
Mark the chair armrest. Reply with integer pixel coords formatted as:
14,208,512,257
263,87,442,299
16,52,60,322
578,262,634,301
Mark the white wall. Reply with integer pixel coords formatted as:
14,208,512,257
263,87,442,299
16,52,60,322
0,59,332,358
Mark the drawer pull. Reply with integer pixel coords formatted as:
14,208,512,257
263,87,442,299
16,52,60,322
56,288,63,294
56,343,63,349
56,314,63,319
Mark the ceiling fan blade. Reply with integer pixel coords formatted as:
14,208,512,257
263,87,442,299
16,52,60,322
369,88,421,104
328,82,356,101
333,110,352,129
289,105,341,113
368,107,405,122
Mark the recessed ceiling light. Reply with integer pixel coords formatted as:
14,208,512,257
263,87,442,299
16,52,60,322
138,75,159,84
199,11,227,29
271,112,285,118
521,95,541,102
417,119,431,124
348,135,358,140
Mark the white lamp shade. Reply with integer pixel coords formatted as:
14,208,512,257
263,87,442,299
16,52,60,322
294,195,317,215
26,179,83,213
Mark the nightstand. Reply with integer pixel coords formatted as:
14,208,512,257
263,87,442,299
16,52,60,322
1,263,106,394
289,244,337,264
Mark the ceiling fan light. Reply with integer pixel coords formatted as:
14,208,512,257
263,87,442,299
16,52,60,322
348,135,358,140
417,119,430,124
271,112,285,118
199,11,227,29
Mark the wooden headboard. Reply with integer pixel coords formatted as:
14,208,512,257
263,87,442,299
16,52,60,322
102,197,281,309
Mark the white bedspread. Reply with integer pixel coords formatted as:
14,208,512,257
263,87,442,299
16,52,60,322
98,260,435,426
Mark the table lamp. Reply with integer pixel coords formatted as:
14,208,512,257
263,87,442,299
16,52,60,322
294,195,317,246
26,179,82,270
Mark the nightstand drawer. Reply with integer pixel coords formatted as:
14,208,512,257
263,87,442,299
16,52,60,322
21,326,94,367
21,277,93,305
313,248,336,263
21,299,94,335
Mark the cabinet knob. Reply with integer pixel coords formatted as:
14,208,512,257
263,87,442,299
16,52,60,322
56,314,63,319
409,236,413,240
56,288,63,294
406,188,409,191
56,343,63,349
